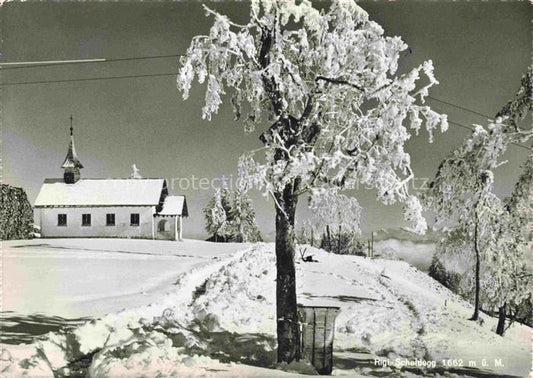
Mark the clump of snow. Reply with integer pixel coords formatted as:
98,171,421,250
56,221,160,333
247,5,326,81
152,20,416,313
0,344,52,377
188,244,277,336
88,333,219,378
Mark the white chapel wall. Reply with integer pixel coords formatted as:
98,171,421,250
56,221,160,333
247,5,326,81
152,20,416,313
39,206,155,239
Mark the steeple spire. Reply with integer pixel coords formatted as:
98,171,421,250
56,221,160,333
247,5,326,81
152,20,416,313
62,116,83,183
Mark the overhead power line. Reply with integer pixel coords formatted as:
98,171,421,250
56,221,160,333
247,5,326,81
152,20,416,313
0,66,530,152
0,56,517,121
0,72,177,86
428,97,531,152
427,95,493,120
0,54,182,70
0,54,515,124
0,58,106,67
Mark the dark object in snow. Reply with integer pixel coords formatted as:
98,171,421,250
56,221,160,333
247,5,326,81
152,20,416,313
298,246,318,262
303,255,318,263
192,280,208,301
297,305,340,375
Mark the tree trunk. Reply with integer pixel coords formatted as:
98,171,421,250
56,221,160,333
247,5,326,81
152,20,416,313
496,302,507,336
310,228,314,247
470,216,481,321
275,184,300,363
371,232,374,258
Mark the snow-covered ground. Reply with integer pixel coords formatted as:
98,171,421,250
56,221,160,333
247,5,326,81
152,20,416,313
2,239,248,318
1,241,530,377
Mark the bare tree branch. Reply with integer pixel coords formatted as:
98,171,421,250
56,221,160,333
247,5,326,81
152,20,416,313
315,76,364,92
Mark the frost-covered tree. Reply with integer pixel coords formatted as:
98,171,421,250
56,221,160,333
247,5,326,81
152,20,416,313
204,186,262,242
495,67,532,132
428,122,516,321
178,0,448,361
427,69,532,322
204,188,230,242
489,156,533,335
429,158,531,333
309,188,361,253
296,218,321,248
229,186,263,242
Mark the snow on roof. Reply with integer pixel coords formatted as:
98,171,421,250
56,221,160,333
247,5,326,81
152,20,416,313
34,178,165,207
157,195,188,216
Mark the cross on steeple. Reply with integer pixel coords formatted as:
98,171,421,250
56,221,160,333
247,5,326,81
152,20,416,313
70,115,73,136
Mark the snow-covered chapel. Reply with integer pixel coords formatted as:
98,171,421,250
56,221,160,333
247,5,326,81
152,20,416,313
34,121,188,241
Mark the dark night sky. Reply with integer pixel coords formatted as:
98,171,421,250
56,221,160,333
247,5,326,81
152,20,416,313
1,1,531,240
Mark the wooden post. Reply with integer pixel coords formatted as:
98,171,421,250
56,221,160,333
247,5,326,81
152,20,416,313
371,232,374,258
337,225,342,254
151,213,155,240
39,208,44,238
326,225,332,252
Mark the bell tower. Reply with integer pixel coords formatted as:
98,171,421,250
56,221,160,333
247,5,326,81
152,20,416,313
61,116,84,184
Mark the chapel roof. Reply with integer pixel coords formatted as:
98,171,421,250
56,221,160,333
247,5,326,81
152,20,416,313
34,178,166,207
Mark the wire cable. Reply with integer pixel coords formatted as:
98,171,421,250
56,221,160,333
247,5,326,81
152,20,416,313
1,72,177,86
0,67,530,152
0,54,182,70
427,95,493,120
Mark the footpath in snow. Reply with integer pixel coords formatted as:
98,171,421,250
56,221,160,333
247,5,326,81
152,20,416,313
1,242,530,377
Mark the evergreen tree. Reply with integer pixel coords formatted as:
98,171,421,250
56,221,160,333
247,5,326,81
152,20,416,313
204,188,229,242
229,187,263,242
